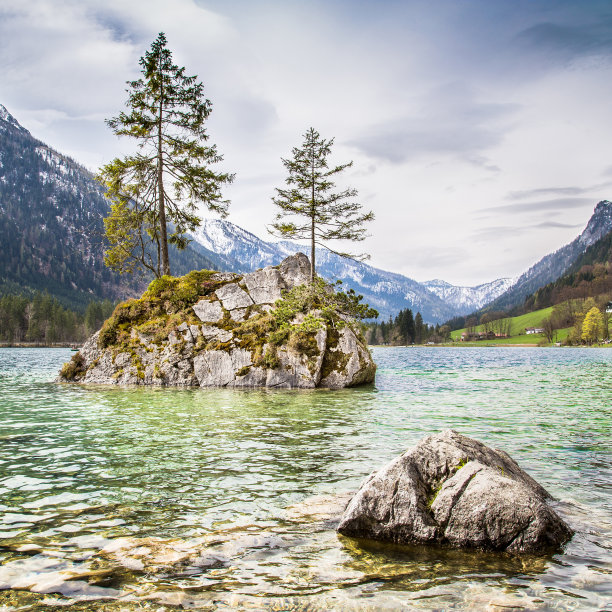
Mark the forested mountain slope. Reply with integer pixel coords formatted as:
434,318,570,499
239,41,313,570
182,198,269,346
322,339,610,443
481,200,612,313
0,105,216,310
524,226,612,311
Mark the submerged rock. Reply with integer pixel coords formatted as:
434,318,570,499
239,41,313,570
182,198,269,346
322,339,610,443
58,253,376,390
337,430,573,553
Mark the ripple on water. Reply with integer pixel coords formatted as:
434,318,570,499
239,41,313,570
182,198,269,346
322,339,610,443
0,347,610,610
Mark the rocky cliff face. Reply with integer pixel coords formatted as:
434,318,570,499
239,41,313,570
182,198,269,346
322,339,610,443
58,254,376,389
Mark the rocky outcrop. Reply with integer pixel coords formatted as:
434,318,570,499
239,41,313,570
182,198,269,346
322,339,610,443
337,430,573,553
59,253,376,390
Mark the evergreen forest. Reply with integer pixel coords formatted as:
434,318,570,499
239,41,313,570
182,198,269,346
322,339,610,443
0,293,114,344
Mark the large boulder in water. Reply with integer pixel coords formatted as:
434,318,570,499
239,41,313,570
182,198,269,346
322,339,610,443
337,430,573,553
58,253,376,390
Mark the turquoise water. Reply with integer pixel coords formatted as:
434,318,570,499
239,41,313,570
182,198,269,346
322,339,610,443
0,347,610,610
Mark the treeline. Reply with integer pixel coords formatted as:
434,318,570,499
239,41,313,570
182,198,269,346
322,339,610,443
365,308,452,345
0,293,114,344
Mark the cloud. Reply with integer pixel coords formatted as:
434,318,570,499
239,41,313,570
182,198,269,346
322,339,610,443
471,220,582,242
507,186,591,200
471,226,528,242
3,0,612,287
507,183,612,200
348,82,518,164
480,197,593,215
397,246,470,271
534,221,583,229
514,19,612,64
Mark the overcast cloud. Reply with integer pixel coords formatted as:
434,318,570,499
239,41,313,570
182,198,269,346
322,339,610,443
2,0,612,285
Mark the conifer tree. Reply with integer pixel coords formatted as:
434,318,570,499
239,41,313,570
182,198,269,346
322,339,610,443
98,32,234,277
269,127,374,284
414,312,424,344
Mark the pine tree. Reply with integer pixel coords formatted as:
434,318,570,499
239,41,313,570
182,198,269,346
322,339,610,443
415,312,424,344
269,127,374,284
98,32,234,277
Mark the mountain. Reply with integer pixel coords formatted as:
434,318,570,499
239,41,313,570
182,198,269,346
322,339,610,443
188,219,511,322
189,218,281,273
482,200,612,313
423,277,516,312
522,226,612,312
0,104,216,310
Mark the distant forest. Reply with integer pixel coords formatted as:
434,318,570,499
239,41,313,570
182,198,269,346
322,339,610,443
365,308,451,345
0,293,114,344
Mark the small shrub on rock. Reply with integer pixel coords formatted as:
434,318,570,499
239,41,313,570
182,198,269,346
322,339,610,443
60,353,86,380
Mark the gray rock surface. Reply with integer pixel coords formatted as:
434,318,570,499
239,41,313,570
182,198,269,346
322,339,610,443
59,253,376,390
279,252,312,287
193,348,253,387
215,283,253,311
266,324,327,389
319,326,376,389
337,430,573,553
193,299,223,323
243,267,285,305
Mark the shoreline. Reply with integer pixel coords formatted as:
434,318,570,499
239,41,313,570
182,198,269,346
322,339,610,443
369,343,612,349
0,342,79,349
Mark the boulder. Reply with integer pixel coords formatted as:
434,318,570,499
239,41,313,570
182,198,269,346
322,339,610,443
279,252,311,287
337,430,573,553
58,253,376,390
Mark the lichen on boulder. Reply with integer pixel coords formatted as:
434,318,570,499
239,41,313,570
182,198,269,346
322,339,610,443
58,253,376,389
337,430,574,553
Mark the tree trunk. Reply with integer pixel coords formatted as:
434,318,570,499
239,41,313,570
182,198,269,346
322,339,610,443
310,154,315,285
157,56,170,276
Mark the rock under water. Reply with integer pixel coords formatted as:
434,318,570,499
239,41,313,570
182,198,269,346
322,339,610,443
58,253,376,390
337,430,573,553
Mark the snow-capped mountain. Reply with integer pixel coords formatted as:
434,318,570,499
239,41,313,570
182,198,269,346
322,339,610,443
189,218,282,272
188,219,512,323
484,200,612,312
423,278,516,312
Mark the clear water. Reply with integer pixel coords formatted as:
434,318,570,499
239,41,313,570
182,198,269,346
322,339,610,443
0,347,610,610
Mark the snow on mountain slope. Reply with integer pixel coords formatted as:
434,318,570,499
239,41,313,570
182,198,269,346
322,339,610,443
423,277,516,312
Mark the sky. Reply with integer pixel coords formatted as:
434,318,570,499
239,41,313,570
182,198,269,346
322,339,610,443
2,0,612,286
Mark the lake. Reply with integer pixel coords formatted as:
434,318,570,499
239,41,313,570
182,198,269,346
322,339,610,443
0,347,610,610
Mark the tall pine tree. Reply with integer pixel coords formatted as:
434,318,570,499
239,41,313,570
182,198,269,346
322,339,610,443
98,32,234,277
269,127,374,284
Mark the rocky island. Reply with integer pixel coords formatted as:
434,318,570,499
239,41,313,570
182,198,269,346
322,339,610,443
58,253,376,389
